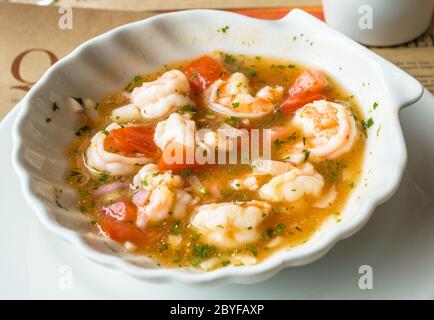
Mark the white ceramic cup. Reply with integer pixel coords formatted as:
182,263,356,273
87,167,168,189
322,0,434,46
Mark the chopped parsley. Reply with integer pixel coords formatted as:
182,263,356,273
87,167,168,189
124,75,143,93
52,102,59,111
75,125,91,136
232,101,240,108
303,149,311,162
181,169,193,178
317,159,347,182
180,105,198,115
274,139,282,150
225,117,241,127
192,244,213,265
218,26,229,33
224,54,236,65
245,244,258,257
247,69,257,78
264,223,286,239
170,220,182,235
98,173,109,182
362,118,374,129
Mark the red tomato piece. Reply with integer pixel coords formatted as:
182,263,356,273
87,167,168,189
183,55,224,92
157,142,214,170
104,126,158,158
269,126,297,142
99,200,159,246
280,70,328,114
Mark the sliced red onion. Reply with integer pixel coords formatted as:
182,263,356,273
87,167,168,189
136,207,149,231
66,97,84,114
121,91,131,99
189,175,206,195
94,182,125,197
82,98,100,122
132,188,150,207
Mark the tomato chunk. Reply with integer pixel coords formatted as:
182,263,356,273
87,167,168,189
104,126,158,158
183,55,224,92
99,200,159,246
280,70,328,114
157,142,214,170
269,126,297,142
99,216,160,246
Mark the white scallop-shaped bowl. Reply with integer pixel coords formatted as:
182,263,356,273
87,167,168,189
12,9,423,285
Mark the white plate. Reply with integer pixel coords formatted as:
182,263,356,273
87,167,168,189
1,89,434,299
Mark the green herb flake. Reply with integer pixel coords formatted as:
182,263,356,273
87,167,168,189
180,105,198,115
52,102,60,112
170,220,182,235
75,125,91,136
303,149,311,162
247,69,257,78
225,117,241,127
159,243,169,253
245,244,258,257
125,75,143,93
98,173,109,182
224,54,236,65
193,244,212,261
218,26,229,33
181,169,193,178
363,118,374,129
274,139,282,150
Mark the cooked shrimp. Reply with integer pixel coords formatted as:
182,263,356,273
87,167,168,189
132,163,183,191
191,201,270,248
132,164,192,228
280,69,328,114
292,100,358,159
205,72,283,119
111,70,192,122
85,123,153,176
259,163,324,203
200,123,246,153
154,113,196,150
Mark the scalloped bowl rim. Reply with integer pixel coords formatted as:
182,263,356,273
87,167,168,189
11,9,420,284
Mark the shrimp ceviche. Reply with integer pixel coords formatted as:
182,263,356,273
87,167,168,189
66,53,366,270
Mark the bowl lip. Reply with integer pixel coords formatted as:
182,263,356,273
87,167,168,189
11,8,411,284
